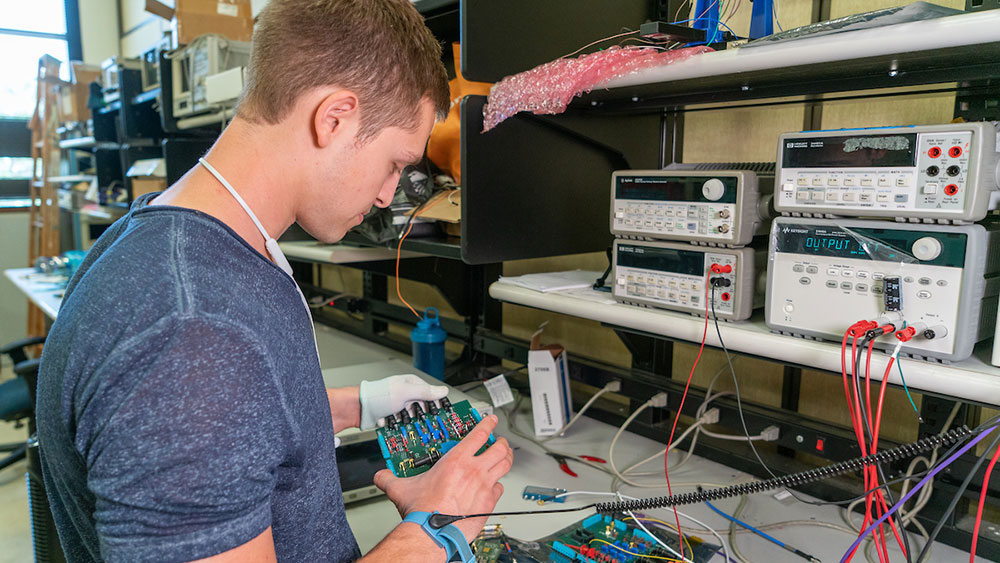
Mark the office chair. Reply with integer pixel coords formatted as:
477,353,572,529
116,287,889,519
0,336,64,562
0,336,44,471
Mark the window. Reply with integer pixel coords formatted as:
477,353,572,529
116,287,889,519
0,0,81,199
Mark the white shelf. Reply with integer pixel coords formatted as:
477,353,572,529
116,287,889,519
47,175,94,184
58,137,119,150
279,240,426,264
490,279,1000,407
576,11,1000,111
604,12,1000,90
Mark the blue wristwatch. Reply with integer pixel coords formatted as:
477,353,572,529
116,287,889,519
402,511,475,563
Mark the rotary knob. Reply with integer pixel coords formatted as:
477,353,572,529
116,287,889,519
911,236,942,261
702,178,726,201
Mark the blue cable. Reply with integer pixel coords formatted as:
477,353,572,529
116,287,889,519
703,499,788,547
894,353,923,422
704,499,820,562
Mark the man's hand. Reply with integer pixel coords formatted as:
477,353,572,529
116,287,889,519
373,414,513,542
358,374,448,430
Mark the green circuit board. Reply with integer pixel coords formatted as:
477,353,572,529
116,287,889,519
546,513,720,563
469,514,720,563
376,399,494,477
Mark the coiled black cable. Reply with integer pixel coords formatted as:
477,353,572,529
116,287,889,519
592,425,973,514
426,425,974,529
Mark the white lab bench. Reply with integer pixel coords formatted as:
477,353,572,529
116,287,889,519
489,278,1000,408
326,361,982,562
4,267,66,320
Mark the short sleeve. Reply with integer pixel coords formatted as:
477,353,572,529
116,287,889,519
81,315,296,563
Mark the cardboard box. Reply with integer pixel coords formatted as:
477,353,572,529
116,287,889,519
146,0,253,46
528,326,573,437
127,158,167,199
59,62,101,124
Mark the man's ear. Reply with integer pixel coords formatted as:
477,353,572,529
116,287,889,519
313,90,360,148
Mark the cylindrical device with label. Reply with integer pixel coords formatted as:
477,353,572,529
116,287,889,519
411,307,447,380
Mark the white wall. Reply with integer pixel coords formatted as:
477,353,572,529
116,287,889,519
79,0,121,64
0,213,30,349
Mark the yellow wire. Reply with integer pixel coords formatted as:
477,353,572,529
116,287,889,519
587,538,682,562
623,516,695,558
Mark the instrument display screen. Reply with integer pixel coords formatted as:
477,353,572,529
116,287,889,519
774,223,966,267
782,133,918,168
617,243,706,275
616,175,738,204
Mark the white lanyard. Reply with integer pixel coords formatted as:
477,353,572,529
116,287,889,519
199,158,294,276
198,158,321,361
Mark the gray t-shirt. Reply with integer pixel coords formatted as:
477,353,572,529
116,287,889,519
36,193,361,562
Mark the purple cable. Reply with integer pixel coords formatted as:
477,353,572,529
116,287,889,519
839,425,999,563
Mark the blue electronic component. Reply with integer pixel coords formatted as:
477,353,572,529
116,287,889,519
552,541,576,558
470,407,497,444
522,485,568,504
692,0,721,42
435,415,449,439
376,434,390,458
750,0,775,39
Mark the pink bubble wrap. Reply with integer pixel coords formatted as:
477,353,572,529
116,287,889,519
483,45,713,132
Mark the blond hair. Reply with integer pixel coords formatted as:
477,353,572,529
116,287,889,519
238,0,450,142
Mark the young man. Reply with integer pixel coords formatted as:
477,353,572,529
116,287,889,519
35,0,513,561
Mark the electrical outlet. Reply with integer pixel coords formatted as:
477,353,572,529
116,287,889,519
649,392,668,408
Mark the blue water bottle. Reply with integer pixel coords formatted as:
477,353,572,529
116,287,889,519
411,307,447,380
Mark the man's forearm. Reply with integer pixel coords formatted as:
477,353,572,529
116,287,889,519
327,386,361,432
358,523,447,562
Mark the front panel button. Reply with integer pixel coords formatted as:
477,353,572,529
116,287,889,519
826,280,838,288
793,264,805,273
917,290,932,299
799,277,811,285
840,282,853,290
806,265,819,274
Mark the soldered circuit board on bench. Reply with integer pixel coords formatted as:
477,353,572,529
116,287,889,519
470,513,721,563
